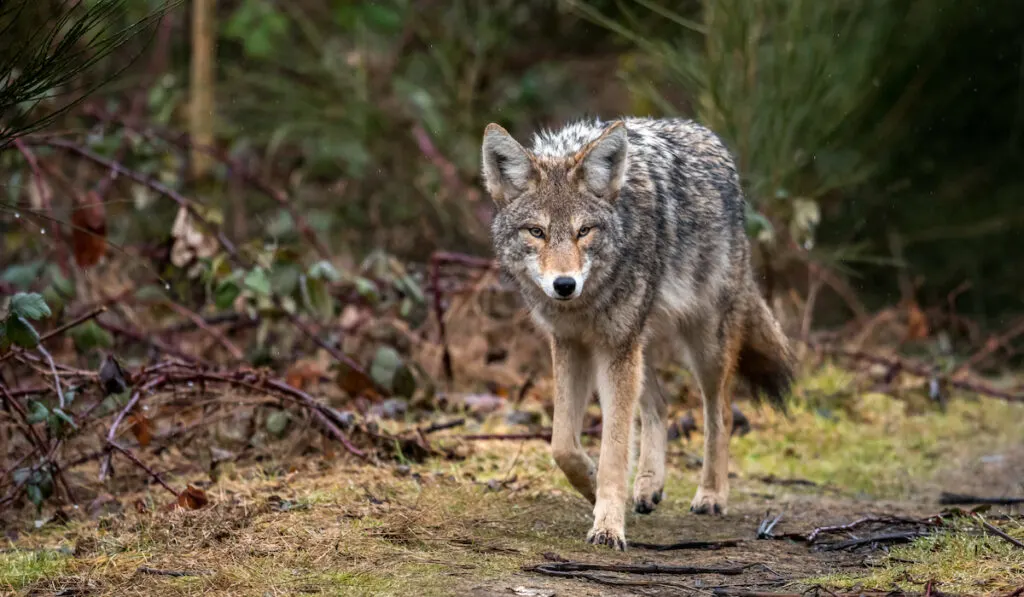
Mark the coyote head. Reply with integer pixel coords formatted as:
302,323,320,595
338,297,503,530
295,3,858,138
480,122,629,305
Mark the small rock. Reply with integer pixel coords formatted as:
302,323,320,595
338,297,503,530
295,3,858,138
511,587,554,597
461,393,506,416
506,410,542,426
370,398,408,420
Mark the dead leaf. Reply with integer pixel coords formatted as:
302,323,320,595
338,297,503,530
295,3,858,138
71,191,107,268
177,484,210,510
27,173,52,211
905,301,929,341
285,359,325,391
170,206,218,268
337,359,377,399
128,413,152,447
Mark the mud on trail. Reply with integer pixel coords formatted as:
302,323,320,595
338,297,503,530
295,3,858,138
3,370,1024,597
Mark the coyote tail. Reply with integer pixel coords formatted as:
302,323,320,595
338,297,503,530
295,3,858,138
736,295,796,413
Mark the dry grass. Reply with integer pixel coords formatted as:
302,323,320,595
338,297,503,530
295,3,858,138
811,521,1024,593
3,364,1024,596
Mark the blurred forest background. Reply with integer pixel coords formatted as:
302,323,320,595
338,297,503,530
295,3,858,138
3,0,1023,333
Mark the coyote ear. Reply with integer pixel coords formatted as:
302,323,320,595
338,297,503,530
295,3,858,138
481,123,537,205
574,121,628,197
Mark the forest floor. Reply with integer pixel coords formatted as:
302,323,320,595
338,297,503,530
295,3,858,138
3,364,1024,597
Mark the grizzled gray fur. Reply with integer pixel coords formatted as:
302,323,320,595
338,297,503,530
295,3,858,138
480,116,794,551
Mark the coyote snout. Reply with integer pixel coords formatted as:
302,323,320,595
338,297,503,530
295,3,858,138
534,264,588,301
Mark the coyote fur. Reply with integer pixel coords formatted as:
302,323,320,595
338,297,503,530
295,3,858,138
480,116,795,550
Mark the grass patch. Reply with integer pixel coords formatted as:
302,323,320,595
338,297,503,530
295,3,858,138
811,521,1024,594
0,548,71,592
725,365,1024,498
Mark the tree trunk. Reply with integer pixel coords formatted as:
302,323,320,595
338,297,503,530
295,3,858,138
189,0,215,180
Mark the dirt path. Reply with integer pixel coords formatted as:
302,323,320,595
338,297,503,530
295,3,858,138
3,388,1024,596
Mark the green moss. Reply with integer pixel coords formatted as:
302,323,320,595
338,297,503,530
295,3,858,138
723,369,1024,497
810,524,1024,594
0,549,71,591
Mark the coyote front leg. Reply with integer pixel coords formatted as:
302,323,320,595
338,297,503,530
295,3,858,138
587,343,644,550
550,339,597,503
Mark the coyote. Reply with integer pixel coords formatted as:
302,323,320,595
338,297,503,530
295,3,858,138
480,116,795,550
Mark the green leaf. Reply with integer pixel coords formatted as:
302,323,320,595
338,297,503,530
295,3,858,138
6,315,40,349
224,0,290,59
362,3,403,33
70,320,113,352
353,277,380,304
47,265,75,299
395,275,424,304
1,260,44,290
302,276,334,322
41,286,65,316
12,467,30,486
26,400,49,425
308,260,341,283
265,210,295,238
271,263,302,297
10,292,51,320
369,346,416,397
135,284,169,302
744,203,775,243
52,408,77,430
26,484,43,509
243,267,272,297
265,410,290,438
214,279,242,309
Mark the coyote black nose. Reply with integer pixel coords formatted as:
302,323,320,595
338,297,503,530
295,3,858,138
553,277,576,297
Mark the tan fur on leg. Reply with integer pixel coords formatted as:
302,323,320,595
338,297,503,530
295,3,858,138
550,338,597,503
686,329,740,515
587,343,644,550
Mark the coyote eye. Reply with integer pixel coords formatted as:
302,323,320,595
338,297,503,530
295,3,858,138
528,227,545,239
577,226,592,238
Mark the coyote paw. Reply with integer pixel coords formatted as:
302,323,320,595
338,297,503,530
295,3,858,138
632,485,663,515
689,486,727,516
586,525,627,551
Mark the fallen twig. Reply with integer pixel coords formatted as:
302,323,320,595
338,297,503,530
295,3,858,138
420,418,465,434
632,539,742,551
753,474,818,488
107,440,179,498
100,319,214,366
524,560,750,577
36,345,66,409
162,301,244,361
462,426,601,442
814,341,1024,403
100,375,166,482
975,515,1024,550
137,566,210,577
805,515,927,544
952,317,1024,377
939,492,1024,506
818,530,933,551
